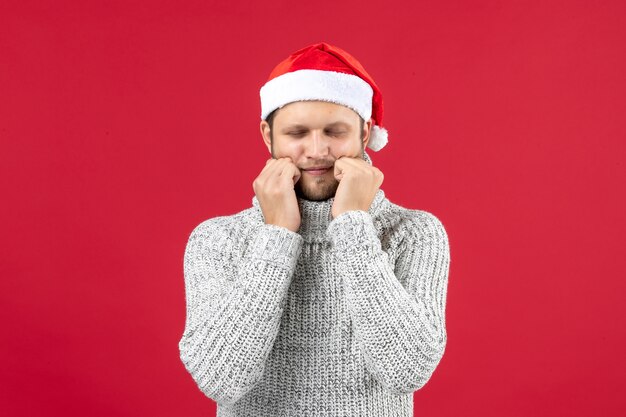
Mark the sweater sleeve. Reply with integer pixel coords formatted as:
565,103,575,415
178,218,303,405
326,209,450,394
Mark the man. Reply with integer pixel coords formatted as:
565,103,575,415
178,42,451,416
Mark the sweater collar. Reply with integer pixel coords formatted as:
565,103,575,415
251,150,389,241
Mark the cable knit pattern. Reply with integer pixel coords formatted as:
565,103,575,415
179,152,451,416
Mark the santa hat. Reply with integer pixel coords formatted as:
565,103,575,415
259,42,388,152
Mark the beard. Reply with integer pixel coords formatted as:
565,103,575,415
272,139,365,201
292,146,365,201
294,172,339,201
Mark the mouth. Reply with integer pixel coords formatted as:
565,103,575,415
303,166,331,176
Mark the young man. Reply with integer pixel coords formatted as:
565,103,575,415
178,42,451,416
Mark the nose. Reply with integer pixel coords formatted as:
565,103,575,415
304,129,330,158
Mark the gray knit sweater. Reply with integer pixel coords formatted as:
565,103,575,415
179,153,450,416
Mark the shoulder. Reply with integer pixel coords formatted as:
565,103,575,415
185,208,259,255
401,207,447,240
377,201,449,249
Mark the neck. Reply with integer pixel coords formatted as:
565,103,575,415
295,188,387,241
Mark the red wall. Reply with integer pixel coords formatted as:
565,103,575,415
1,1,625,416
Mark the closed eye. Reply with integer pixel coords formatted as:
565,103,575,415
286,130,347,137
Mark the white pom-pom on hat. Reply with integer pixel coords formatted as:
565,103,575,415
368,125,388,152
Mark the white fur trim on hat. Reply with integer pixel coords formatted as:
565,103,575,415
368,125,388,151
260,69,373,121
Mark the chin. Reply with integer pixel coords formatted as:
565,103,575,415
302,192,334,201
295,177,338,201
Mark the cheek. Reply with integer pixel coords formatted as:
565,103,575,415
274,140,303,158
331,138,362,156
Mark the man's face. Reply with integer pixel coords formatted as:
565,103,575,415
260,100,371,201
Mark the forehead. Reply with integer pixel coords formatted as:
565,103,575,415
273,100,360,126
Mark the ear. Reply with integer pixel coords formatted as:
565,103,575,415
362,118,374,149
260,120,272,153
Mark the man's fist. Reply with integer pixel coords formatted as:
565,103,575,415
331,156,384,219
253,157,302,233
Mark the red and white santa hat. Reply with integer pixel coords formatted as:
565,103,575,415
260,42,388,152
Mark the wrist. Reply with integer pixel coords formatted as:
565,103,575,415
265,220,299,233
326,210,381,255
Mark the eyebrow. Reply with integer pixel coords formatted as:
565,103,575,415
281,121,352,132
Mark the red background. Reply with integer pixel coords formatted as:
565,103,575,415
1,1,625,416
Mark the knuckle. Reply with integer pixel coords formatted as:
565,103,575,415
253,177,265,188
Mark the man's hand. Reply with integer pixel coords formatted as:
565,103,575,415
253,157,302,233
331,156,384,219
